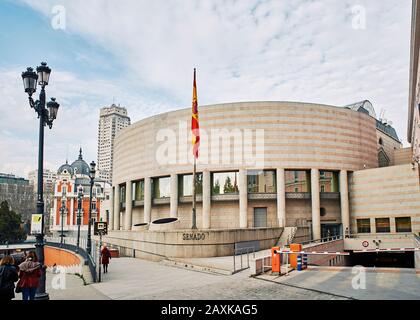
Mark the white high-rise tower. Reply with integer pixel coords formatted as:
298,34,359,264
97,104,130,184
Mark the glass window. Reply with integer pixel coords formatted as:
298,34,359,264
180,174,203,196
247,170,276,193
319,171,339,192
395,217,412,233
285,170,310,192
153,177,170,198
120,185,126,203
357,219,371,233
133,180,144,201
212,172,239,195
375,218,390,233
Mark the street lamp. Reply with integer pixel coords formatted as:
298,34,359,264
21,62,60,300
76,185,83,253
60,189,67,247
86,161,96,255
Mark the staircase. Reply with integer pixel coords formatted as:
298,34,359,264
276,227,297,248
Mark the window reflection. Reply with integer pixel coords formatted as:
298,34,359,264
120,185,126,203
357,219,371,233
212,172,239,195
180,174,203,196
375,218,390,233
247,170,276,193
319,171,339,192
395,217,412,232
133,180,144,201
153,177,170,198
285,170,310,192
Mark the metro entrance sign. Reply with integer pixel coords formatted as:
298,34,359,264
94,221,108,236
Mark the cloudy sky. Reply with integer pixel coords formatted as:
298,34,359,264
0,0,413,178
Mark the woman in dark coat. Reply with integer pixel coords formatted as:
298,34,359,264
0,255,19,300
101,245,112,273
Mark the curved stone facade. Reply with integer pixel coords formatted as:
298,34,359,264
113,102,377,185
110,101,380,242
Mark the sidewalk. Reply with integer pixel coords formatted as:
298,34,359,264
13,271,109,300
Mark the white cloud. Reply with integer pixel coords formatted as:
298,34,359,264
2,0,413,176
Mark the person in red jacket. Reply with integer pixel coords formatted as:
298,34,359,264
17,251,42,300
101,244,112,273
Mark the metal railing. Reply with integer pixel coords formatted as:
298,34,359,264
300,234,343,247
233,246,255,273
45,236,98,282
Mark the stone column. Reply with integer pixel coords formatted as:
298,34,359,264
144,177,152,223
170,174,178,218
276,168,286,227
69,198,74,226
125,181,133,230
239,169,248,228
53,198,57,226
370,218,376,234
109,188,114,231
114,185,120,230
311,169,321,240
390,217,396,233
202,170,211,229
339,170,350,236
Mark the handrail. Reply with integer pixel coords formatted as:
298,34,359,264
299,234,343,246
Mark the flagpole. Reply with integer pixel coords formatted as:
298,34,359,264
192,157,197,229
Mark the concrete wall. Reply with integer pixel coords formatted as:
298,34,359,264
102,228,283,259
285,199,341,227
349,164,420,235
394,147,413,165
303,240,347,266
44,246,81,267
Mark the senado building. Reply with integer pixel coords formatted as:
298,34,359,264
101,101,419,260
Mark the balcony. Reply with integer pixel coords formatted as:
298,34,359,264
211,194,239,201
320,192,340,200
285,192,311,199
179,195,203,203
248,193,276,200
133,200,144,207
153,197,170,205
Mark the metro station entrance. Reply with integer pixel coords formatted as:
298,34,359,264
321,223,342,240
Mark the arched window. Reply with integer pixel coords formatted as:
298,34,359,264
378,137,383,146
378,149,390,167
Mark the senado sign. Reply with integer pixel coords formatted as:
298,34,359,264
182,233,206,240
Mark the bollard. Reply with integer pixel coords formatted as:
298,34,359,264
303,254,308,270
290,243,302,269
271,247,281,275
297,255,302,271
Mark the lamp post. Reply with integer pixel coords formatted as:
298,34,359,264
60,189,67,247
21,62,60,300
86,161,96,255
76,185,83,253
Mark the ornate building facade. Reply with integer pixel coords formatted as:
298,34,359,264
50,149,107,238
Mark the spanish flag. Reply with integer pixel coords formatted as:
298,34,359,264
192,68,200,159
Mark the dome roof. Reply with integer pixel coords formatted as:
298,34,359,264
70,148,90,176
58,160,72,174
344,100,377,119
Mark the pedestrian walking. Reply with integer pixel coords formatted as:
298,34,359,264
101,244,112,273
0,256,19,300
18,251,42,300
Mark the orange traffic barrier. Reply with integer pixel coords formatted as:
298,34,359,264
289,243,302,269
271,246,281,275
